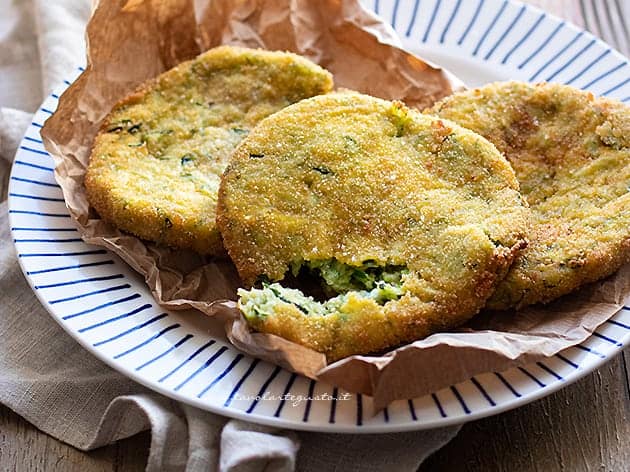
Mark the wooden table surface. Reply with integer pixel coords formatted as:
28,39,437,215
1,1,629,471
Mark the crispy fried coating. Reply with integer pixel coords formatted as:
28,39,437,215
85,46,333,254
429,81,630,310
217,92,529,361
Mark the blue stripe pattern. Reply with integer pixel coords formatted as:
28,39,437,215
405,0,421,37
581,61,627,90
197,354,244,399
11,176,60,188
356,394,363,426
536,362,563,381
440,0,462,43
90,313,166,342
23,136,43,144
329,387,339,423
529,31,583,81
82,303,154,334
49,283,130,304
470,377,496,406
19,249,106,257
574,344,606,359
565,49,611,85
35,274,124,289
223,359,261,407
20,145,49,156
450,386,470,414
408,399,418,420
484,4,526,60
136,334,194,371
391,0,401,29
422,0,442,42
13,227,77,232
472,0,508,56
431,393,447,418
174,345,227,391
273,373,298,417
518,366,546,387
159,340,216,383
246,366,282,414
302,379,316,422
591,331,622,346
545,38,596,81
62,293,141,320
14,160,53,171
502,12,545,64
16,238,82,243
495,372,521,397
114,323,180,359
11,210,69,218
26,260,113,275
602,77,630,96
9,193,65,202
518,21,565,69
607,319,630,330
556,353,579,369
457,0,484,45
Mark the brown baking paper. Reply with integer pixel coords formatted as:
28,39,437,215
41,0,629,411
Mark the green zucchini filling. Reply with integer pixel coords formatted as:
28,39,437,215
294,259,407,293
238,260,408,319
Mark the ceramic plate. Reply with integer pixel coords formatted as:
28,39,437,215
9,0,630,432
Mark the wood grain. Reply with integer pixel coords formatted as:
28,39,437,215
0,406,148,472
1,156,9,200
420,349,630,471
1,1,629,471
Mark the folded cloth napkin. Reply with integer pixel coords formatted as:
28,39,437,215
0,1,461,470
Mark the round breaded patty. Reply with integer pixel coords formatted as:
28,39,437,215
217,92,529,361
428,81,630,310
86,46,333,254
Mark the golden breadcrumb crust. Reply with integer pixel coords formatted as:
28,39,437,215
429,81,630,309
86,45,333,254
218,92,529,360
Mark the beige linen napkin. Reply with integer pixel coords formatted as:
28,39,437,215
0,0,460,470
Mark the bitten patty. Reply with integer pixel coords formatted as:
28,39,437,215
218,92,529,361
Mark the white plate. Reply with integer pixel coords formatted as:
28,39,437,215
9,0,630,433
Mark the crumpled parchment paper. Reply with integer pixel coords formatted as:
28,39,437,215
41,0,629,409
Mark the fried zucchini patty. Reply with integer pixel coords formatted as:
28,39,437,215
429,81,630,310
86,46,333,254
217,93,529,361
